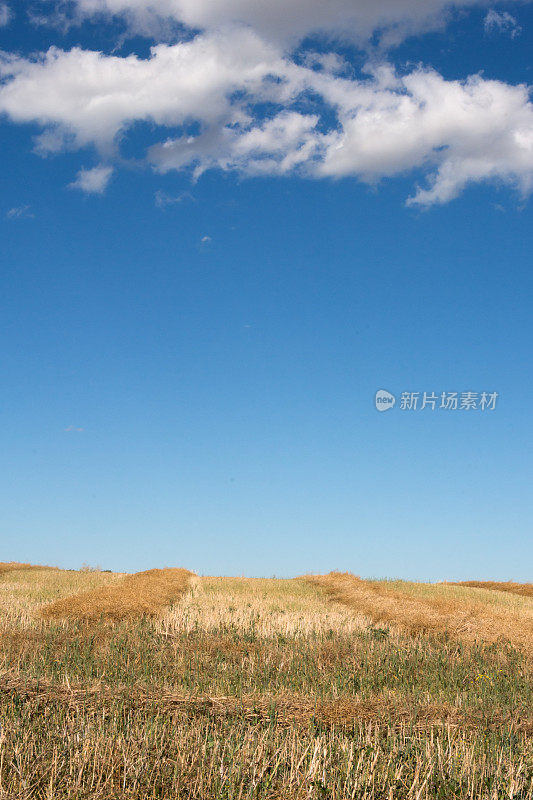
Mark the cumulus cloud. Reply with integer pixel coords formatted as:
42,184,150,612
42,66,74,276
1,5,533,206
149,111,325,179
315,68,533,206
0,31,282,150
484,9,522,37
43,0,524,46
153,69,533,205
0,3,11,26
69,165,114,193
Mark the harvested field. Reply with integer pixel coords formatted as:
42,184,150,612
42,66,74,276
2,673,532,732
1,567,532,799
0,566,125,633
450,580,533,598
41,568,194,621
3,696,531,800
0,561,56,576
306,571,533,652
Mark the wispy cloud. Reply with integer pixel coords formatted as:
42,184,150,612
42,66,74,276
6,205,33,219
154,189,193,208
0,3,12,27
484,9,521,38
69,165,113,194
64,425,84,432
200,235,212,244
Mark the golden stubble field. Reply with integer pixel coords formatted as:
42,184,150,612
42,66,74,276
0,562,532,799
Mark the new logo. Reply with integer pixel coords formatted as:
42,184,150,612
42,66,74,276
375,389,396,412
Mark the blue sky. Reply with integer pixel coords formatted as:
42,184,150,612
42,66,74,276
1,0,532,579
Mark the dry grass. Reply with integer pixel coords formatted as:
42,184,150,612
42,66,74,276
0,567,125,633
2,673,532,733
0,561,56,576
376,577,533,615
2,696,531,800
450,580,533,598
306,572,533,653
41,568,194,622
157,575,369,639
2,569,532,799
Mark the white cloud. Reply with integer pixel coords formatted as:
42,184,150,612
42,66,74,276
0,31,282,150
484,9,522,37
149,111,324,178
150,65,533,205
45,0,525,46
200,235,211,243
0,3,11,26
154,189,193,207
69,164,114,193
1,21,533,205
316,68,533,206
6,205,33,219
